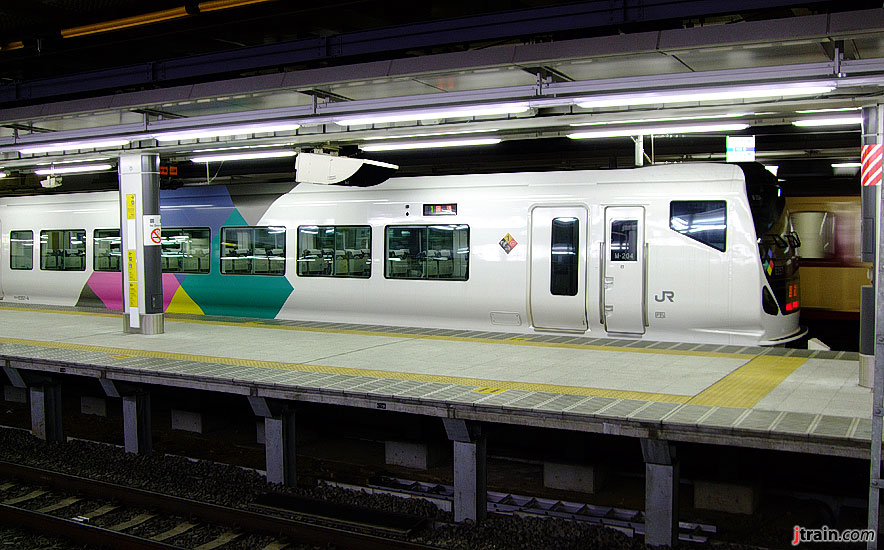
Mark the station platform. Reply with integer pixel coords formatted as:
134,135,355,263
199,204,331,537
0,303,874,459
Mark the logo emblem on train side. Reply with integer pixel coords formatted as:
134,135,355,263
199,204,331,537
654,291,675,303
499,233,518,254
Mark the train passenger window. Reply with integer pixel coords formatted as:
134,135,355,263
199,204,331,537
669,201,727,252
93,229,121,272
220,226,285,276
162,228,210,274
610,220,638,262
384,225,469,280
40,229,86,271
551,217,579,296
296,226,371,278
10,230,33,270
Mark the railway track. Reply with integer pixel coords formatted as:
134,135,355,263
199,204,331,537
0,460,439,550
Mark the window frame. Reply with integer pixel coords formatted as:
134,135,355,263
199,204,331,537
10,230,34,271
383,224,470,281
93,228,122,272
40,229,86,272
161,227,211,274
550,217,579,296
219,225,286,276
669,200,727,252
296,225,372,279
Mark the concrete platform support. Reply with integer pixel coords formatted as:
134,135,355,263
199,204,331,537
544,462,607,494
171,409,204,433
641,439,679,548
385,441,429,470
694,480,758,514
4,385,27,403
249,396,296,487
30,384,63,442
80,396,107,417
264,410,296,486
443,418,486,523
122,393,152,455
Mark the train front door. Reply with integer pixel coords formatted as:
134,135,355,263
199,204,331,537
529,206,587,332
602,207,646,335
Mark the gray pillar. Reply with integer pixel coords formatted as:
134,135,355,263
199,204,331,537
122,393,152,455
443,418,487,523
119,153,163,335
30,384,63,442
264,409,297,486
641,439,679,548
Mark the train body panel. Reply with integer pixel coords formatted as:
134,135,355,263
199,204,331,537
0,163,803,346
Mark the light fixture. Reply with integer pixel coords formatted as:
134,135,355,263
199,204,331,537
570,113,750,127
362,128,499,140
796,107,861,114
568,123,749,139
191,142,296,153
360,138,502,152
154,122,301,142
832,162,861,168
575,84,834,109
34,163,114,175
18,139,132,155
0,171,6,178
190,150,297,163
792,116,862,127
335,103,529,126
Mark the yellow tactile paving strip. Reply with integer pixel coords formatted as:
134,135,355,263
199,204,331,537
0,341,800,411
687,355,808,408
0,305,756,359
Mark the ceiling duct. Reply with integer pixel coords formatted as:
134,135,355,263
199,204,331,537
295,152,398,187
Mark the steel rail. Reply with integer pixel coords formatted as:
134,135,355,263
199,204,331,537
0,460,439,550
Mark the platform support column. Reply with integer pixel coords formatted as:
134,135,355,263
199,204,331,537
119,153,163,335
122,393,152,455
863,103,884,549
30,384,63,442
642,439,679,548
443,418,486,523
249,396,296,486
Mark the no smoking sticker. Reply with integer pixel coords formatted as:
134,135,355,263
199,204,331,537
143,215,161,246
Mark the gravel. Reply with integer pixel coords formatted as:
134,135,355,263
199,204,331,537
0,427,772,550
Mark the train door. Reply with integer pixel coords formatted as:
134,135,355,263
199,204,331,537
0,219,3,298
529,206,587,332
602,207,646,335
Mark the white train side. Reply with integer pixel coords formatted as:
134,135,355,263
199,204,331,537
0,163,803,346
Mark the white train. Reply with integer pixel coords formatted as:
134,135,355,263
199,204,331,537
0,162,803,346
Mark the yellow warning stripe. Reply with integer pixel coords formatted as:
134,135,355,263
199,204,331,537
687,355,807,408
0,305,756,360
0,335,690,403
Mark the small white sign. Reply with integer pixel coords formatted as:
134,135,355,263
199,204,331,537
143,215,162,247
726,135,755,162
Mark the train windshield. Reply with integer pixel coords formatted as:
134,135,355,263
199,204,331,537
738,163,800,315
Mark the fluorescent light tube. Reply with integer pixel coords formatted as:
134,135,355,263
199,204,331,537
792,117,862,127
362,128,499,140
796,107,860,114
155,122,301,142
576,84,834,109
360,138,502,152
190,150,297,163
34,163,114,175
831,162,861,168
0,171,6,178
568,123,748,139
570,113,750,127
336,104,529,126
19,139,132,154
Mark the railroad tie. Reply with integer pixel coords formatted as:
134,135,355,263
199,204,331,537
195,531,243,550
2,489,47,505
74,503,118,521
109,512,155,531
37,496,82,513
152,522,196,542
0,483,16,491
257,541,289,550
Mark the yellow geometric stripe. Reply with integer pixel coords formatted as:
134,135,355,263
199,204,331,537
0,305,756,360
0,335,690,403
687,355,807,408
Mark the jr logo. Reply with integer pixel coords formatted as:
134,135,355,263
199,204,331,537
654,291,675,303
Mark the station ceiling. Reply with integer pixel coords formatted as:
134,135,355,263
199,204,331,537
0,0,883,194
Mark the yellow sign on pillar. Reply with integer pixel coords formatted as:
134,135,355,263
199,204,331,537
126,194,136,219
127,250,137,281
128,282,138,307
